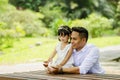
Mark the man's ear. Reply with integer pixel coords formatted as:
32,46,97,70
82,38,86,42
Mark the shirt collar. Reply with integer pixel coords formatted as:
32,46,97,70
73,43,88,54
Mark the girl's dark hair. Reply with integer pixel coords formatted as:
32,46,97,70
58,26,71,36
72,27,88,42
58,26,71,42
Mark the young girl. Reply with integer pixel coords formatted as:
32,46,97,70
43,26,73,69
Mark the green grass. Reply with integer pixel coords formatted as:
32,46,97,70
88,36,120,47
0,36,120,65
0,37,58,65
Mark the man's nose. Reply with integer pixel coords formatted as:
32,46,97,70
71,39,74,44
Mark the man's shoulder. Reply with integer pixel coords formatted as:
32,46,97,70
86,44,99,53
87,44,98,49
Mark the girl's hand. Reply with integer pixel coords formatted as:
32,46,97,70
43,61,49,67
56,64,62,68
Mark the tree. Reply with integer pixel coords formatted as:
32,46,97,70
114,1,120,28
9,0,46,11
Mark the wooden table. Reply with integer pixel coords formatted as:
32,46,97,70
0,70,120,80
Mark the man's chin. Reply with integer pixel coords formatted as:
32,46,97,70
72,46,76,49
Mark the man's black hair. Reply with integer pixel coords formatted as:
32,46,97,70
72,27,88,42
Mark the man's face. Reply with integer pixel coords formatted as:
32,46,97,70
71,31,84,51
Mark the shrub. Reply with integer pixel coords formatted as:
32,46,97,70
0,22,16,50
0,8,47,37
87,13,113,37
71,19,89,28
114,27,120,36
71,13,113,38
50,18,72,35
39,2,66,28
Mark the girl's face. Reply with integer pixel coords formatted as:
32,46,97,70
59,34,69,43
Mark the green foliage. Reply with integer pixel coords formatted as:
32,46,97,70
0,2,50,50
8,0,119,31
86,13,113,37
50,19,72,35
0,0,15,12
9,0,44,11
0,22,16,50
0,8,47,37
0,0,8,12
71,19,89,28
98,0,116,18
71,13,113,38
114,27,120,36
114,1,120,29
39,2,66,28
0,0,119,50
65,0,99,19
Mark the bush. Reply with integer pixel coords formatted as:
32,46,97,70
87,13,113,37
71,19,89,28
0,2,50,50
0,22,16,50
114,27,120,36
50,19,72,35
39,2,66,28
0,0,14,12
71,13,113,38
0,8,47,37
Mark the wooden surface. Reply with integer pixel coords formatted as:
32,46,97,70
0,70,120,80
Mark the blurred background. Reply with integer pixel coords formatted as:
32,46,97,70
0,0,120,74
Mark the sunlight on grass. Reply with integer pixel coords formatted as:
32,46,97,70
88,36,120,47
0,36,120,65
0,37,58,64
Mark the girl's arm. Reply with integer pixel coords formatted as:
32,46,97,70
47,48,56,62
43,48,56,67
57,46,73,67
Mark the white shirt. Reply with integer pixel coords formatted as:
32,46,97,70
51,42,73,68
73,44,105,74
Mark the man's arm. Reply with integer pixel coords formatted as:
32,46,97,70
78,47,99,74
49,66,80,74
62,67,80,74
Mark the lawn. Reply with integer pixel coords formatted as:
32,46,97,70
0,36,120,65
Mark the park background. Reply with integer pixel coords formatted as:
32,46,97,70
0,0,120,74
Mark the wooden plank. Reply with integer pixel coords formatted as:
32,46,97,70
0,73,81,80
0,70,120,80
0,76,22,80
19,71,103,80
25,70,120,80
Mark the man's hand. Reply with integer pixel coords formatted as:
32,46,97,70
47,66,59,74
56,64,62,68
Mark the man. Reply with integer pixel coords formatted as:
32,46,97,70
48,27,105,74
